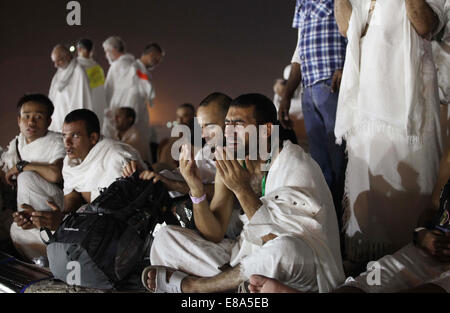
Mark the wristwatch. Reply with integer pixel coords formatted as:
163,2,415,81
16,160,29,173
412,227,427,246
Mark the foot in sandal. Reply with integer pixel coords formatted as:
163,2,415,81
141,265,188,293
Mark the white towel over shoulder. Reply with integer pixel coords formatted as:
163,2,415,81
62,138,146,201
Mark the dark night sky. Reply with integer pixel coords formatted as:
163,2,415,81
0,0,297,147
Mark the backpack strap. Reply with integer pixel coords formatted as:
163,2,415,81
15,138,23,161
39,227,54,245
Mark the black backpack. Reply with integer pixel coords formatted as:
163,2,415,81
45,172,180,290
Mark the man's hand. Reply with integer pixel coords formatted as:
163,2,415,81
214,147,252,195
417,229,450,262
12,204,36,230
331,69,343,93
179,144,204,196
122,160,139,177
30,201,64,231
278,97,293,130
140,170,175,188
5,166,19,186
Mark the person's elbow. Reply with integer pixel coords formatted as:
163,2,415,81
201,228,225,244
46,167,63,184
204,233,224,244
414,21,438,38
47,172,63,184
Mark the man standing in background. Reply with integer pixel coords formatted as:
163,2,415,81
48,44,93,132
102,37,164,163
278,0,347,229
77,38,107,129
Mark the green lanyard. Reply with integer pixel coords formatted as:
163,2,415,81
261,157,271,197
242,158,271,197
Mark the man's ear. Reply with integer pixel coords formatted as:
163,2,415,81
90,132,100,145
46,117,52,129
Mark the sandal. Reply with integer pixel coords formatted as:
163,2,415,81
141,265,188,293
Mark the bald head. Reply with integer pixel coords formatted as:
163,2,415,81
51,44,73,69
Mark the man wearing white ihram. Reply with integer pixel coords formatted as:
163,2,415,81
334,0,446,266
76,38,107,130
1,94,65,261
102,36,164,163
144,94,345,293
48,44,93,133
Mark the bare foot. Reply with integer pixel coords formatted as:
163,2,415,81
248,275,301,293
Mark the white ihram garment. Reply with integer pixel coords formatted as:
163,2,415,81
48,59,94,132
344,243,450,293
63,138,146,202
1,131,66,210
150,141,345,292
77,56,107,129
335,0,444,262
1,131,65,260
432,1,450,151
103,55,155,160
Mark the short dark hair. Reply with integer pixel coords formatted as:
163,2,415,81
143,42,164,56
178,103,196,114
229,93,277,125
77,38,93,52
199,92,232,116
64,109,100,135
119,107,136,125
17,93,54,118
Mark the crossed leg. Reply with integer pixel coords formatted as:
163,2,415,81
145,265,244,293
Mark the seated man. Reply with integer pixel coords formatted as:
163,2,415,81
249,146,450,294
156,103,197,171
21,109,146,247
124,92,231,203
143,93,345,293
114,107,150,164
0,94,65,261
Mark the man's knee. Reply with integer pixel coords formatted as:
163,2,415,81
241,236,316,284
17,171,42,191
153,224,184,242
17,171,63,210
150,225,185,260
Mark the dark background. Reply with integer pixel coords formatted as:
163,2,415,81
0,0,297,147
